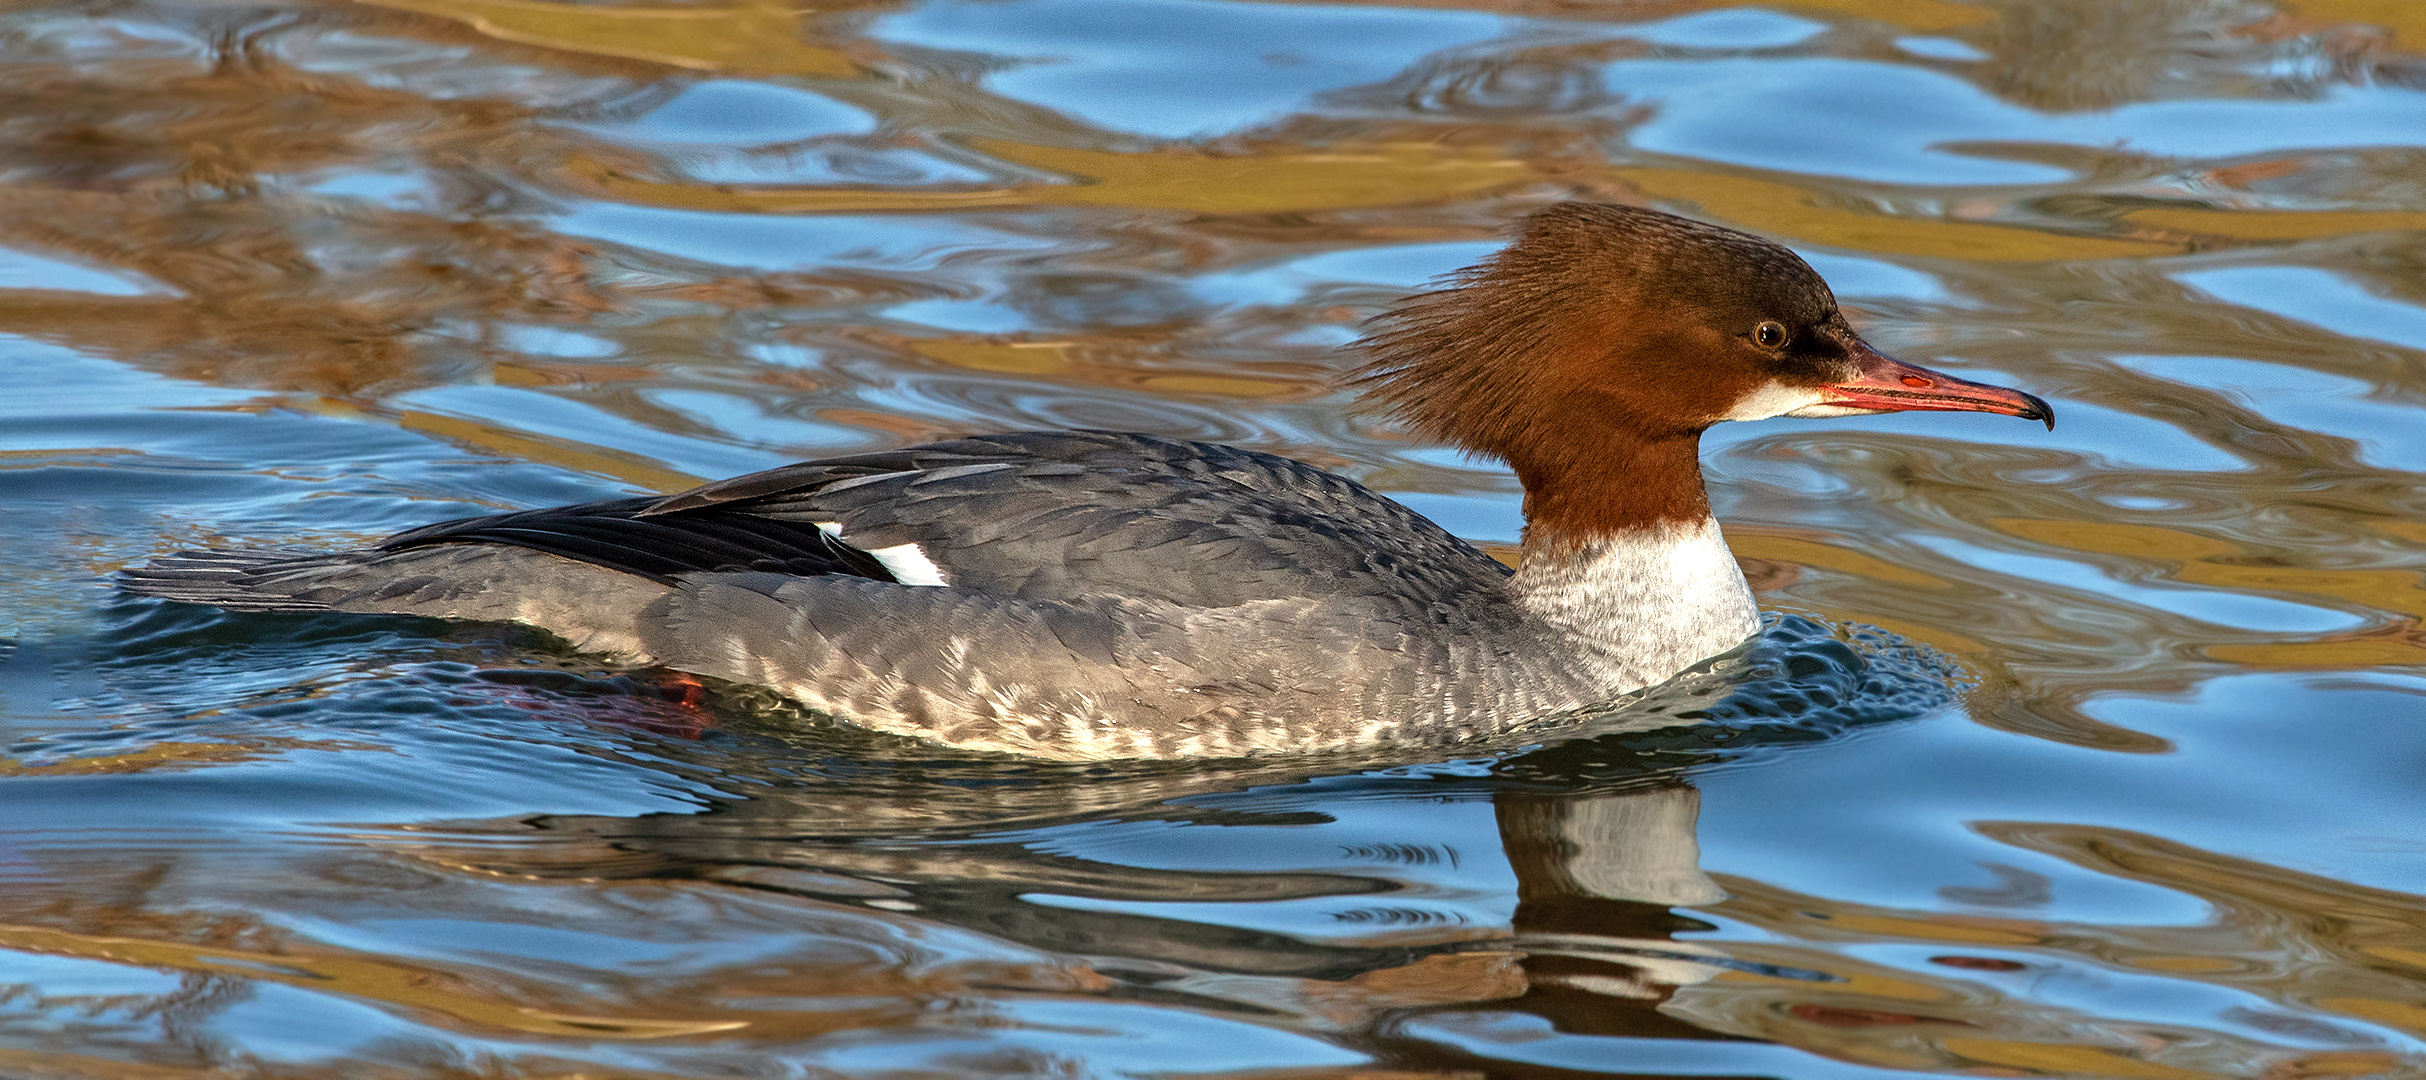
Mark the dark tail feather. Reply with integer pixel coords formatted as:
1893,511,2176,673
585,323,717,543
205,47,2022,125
118,548,361,612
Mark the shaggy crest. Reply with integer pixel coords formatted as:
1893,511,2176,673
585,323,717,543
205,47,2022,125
1351,202,1835,459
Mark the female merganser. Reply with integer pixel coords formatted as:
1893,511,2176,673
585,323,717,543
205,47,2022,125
123,204,2050,760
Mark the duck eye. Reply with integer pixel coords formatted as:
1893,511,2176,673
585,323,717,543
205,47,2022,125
1754,321,1788,349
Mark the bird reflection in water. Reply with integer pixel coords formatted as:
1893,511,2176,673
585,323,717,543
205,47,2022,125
392,614,1945,1052
1492,784,1739,1038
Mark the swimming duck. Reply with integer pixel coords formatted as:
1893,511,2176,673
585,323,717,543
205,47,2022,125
123,204,2051,759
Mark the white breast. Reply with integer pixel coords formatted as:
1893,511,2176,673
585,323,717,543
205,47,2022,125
1510,517,1761,694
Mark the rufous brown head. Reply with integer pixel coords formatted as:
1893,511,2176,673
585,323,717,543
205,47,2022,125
1353,203,2051,541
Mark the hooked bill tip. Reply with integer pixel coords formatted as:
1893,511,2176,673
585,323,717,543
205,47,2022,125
2020,392,2056,432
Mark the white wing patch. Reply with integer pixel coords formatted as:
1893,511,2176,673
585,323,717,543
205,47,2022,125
815,521,949,587
866,542,950,587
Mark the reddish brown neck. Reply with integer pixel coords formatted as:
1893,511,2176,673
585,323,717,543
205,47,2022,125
1510,426,1712,550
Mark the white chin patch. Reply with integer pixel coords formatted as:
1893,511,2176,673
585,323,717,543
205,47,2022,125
1722,383,1828,422
1783,402,1889,419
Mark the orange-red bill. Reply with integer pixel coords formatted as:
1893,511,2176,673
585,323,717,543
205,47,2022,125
1823,343,2055,430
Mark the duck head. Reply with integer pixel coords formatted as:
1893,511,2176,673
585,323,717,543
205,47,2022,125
1355,203,2051,545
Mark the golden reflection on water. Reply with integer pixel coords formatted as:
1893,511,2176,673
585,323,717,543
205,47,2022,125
1691,821,2426,1079
5,0,2426,1074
